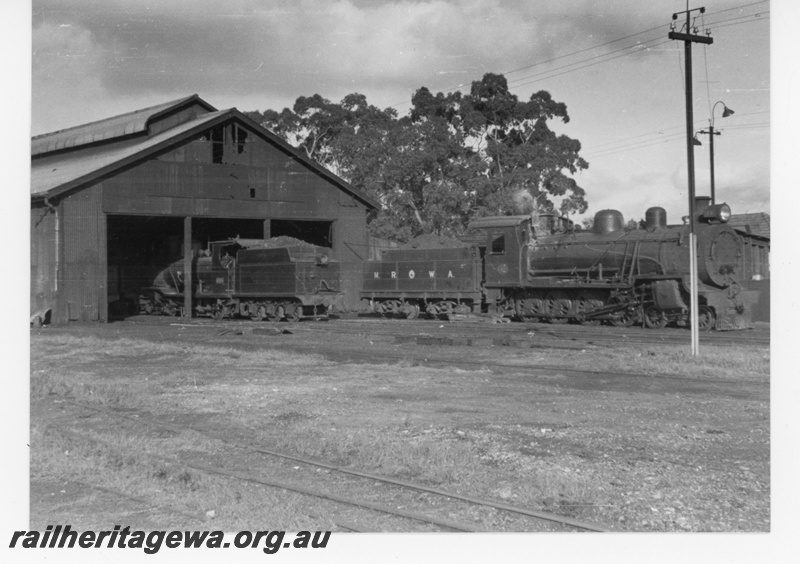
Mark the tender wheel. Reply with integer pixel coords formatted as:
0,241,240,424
290,305,303,322
696,305,716,332
211,303,229,320
381,300,402,317
545,290,571,324
404,303,420,320
643,306,668,329
439,301,457,320
269,305,285,322
425,302,439,318
575,291,603,326
250,305,266,322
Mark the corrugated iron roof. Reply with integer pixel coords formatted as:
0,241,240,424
31,110,226,197
30,104,380,210
728,213,770,239
31,95,215,156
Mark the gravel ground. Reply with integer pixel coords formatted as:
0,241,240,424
29,317,770,536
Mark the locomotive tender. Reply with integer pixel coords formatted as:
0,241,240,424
140,239,342,321
361,197,757,330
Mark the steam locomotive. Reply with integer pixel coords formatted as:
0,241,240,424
139,238,342,321
361,197,757,330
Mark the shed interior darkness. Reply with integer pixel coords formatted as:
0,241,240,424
106,215,264,318
106,215,334,319
271,220,333,248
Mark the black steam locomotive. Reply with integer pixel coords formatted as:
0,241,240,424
361,197,757,330
140,238,342,321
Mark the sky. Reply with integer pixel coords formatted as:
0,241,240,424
28,0,773,224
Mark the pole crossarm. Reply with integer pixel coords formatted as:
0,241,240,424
668,31,713,44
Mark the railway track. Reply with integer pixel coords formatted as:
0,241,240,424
135,313,769,349
330,316,771,348
122,317,768,389
49,398,613,533
164,320,768,387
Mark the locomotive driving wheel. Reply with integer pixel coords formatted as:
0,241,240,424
695,305,716,332
544,291,571,324
608,295,637,327
643,306,668,329
520,295,545,322
574,291,603,326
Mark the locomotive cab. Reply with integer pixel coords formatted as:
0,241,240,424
467,215,533,289
197,240,243,295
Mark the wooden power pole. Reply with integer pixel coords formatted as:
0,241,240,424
669,4,712,356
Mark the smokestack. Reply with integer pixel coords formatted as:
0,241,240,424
695,196,711,215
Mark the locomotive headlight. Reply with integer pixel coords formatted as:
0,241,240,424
702,203,732,223
717,204,731,223
317,254,329,265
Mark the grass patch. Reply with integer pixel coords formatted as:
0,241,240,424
267,425,597,510
500,344,769,380
30,422,319,530
32,334,329,368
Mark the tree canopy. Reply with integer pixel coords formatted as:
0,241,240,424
246,73,589,242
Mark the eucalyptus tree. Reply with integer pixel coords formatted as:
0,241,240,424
246,73,589,241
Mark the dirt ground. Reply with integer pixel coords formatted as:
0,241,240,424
28,317,770,533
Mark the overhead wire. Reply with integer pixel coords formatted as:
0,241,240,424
388,5,767,109
506,11,767,92
583,110,769,159
572,11,769,160
385,2,769,161
509,39,672,91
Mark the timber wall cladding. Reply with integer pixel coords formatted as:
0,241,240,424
30,201,57,315
333,195,370,311
61,185,107,322
100,125,370,310
103,134,339,218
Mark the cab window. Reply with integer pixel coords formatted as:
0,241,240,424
491,232,505,254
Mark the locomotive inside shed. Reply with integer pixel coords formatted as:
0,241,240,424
107,215,264,318
107,215,337,319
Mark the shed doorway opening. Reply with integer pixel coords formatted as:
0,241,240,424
270,220,333,248
106,215,265,320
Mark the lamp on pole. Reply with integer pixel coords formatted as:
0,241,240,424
697,101,734,205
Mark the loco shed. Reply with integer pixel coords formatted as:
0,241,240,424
31,95,377,325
